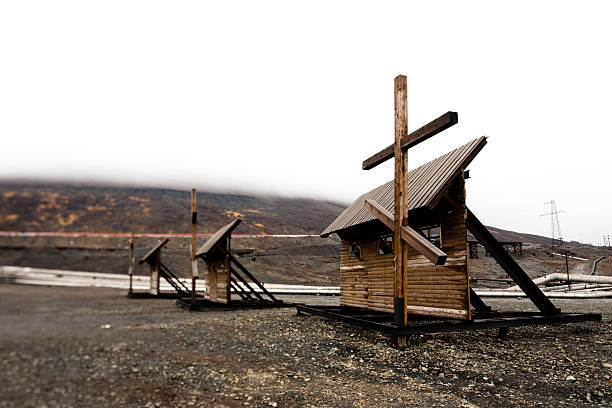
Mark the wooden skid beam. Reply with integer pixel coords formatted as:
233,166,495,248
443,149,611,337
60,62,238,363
365,198,448,265
466,207,560,315
362,111,458,170
296,305,601,336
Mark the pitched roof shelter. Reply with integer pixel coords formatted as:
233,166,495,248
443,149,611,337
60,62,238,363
178,218,281,308
127,238,191,299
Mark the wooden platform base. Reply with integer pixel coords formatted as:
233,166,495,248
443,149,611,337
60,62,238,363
176,297,290,311
296,305,601,336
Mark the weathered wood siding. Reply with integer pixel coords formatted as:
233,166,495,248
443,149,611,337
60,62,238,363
203,237,230,303
340,238,393,312
338,175,470,319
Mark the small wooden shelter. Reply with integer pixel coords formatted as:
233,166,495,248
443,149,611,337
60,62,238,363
127,238,191,299
297,75,599,342
320,137,484,319
176,218,282,309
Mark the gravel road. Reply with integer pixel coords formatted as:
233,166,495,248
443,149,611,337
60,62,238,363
1,284,610,407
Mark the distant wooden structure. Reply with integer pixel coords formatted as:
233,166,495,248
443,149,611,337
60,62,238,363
127,238,191,299
469,240,523,259
297,75,600,342
176,218,282,309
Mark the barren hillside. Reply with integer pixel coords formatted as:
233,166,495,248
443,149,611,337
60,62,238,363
0,183,610,283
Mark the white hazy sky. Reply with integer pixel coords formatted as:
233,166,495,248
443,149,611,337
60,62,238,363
1,1,611,244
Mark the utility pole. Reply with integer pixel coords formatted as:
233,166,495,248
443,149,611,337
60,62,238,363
603,235,611,248
540,200,564,249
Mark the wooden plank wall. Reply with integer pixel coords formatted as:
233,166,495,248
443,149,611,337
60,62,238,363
339,175,470,319
149,253,160,295
340,239,393,312
203,237,230,304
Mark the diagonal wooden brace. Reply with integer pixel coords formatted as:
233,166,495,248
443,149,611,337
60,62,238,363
466,207,560,315
365,199,447,265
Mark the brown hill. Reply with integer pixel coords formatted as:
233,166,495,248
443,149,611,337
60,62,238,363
0,183,571,245
2,183,608,283
0,183,345,235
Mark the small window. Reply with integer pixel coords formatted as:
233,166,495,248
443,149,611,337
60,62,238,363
419,225,442,248
378,234,393,255
349,243,361,258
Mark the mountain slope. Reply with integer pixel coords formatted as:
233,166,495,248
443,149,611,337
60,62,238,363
0,184,346,235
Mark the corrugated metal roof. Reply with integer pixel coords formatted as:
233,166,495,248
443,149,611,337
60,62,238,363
196,218,242,257
321,136,487,237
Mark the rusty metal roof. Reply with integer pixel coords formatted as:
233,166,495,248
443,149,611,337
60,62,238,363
196,218,242,258
321,136,487,237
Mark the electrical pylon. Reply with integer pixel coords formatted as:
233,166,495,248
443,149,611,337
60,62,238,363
540,200,564,249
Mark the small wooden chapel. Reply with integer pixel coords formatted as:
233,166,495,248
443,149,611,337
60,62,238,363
297,75,599,342
321,136,485,320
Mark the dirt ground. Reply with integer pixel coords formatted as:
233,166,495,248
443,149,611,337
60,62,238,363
1,284,610,408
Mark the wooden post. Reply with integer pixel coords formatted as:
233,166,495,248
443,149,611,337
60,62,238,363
564,252,570,291
128,232,134,294
225,236,231,302
191,189,197,305
393,75,408,346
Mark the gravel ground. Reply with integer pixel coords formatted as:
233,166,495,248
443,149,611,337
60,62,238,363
1,284,611,408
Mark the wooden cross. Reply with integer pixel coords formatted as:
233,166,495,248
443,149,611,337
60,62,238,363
362,75,458,334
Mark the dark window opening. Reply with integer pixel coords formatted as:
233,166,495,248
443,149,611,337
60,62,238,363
378,234,393,255
349,243,361,258
419,225,442,248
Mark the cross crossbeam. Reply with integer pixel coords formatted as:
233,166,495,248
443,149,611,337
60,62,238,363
362,111,458,170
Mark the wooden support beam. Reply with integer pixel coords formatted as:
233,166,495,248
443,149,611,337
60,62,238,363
128,232,134,294
229,277,249,300
365,198,448,265
159,262,190,296
230,266,263,301
226,251,280,303
393,75,408,332
190,189,197,305
466,207,560,315
362,111,458,170
469,288,492,313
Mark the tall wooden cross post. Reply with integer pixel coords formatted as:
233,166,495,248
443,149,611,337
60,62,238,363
362,75,458,346
190,189,198,305
393,76,409,335
128,231,135,295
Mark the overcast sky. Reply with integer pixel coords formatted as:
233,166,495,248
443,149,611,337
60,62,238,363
1,1,611,244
